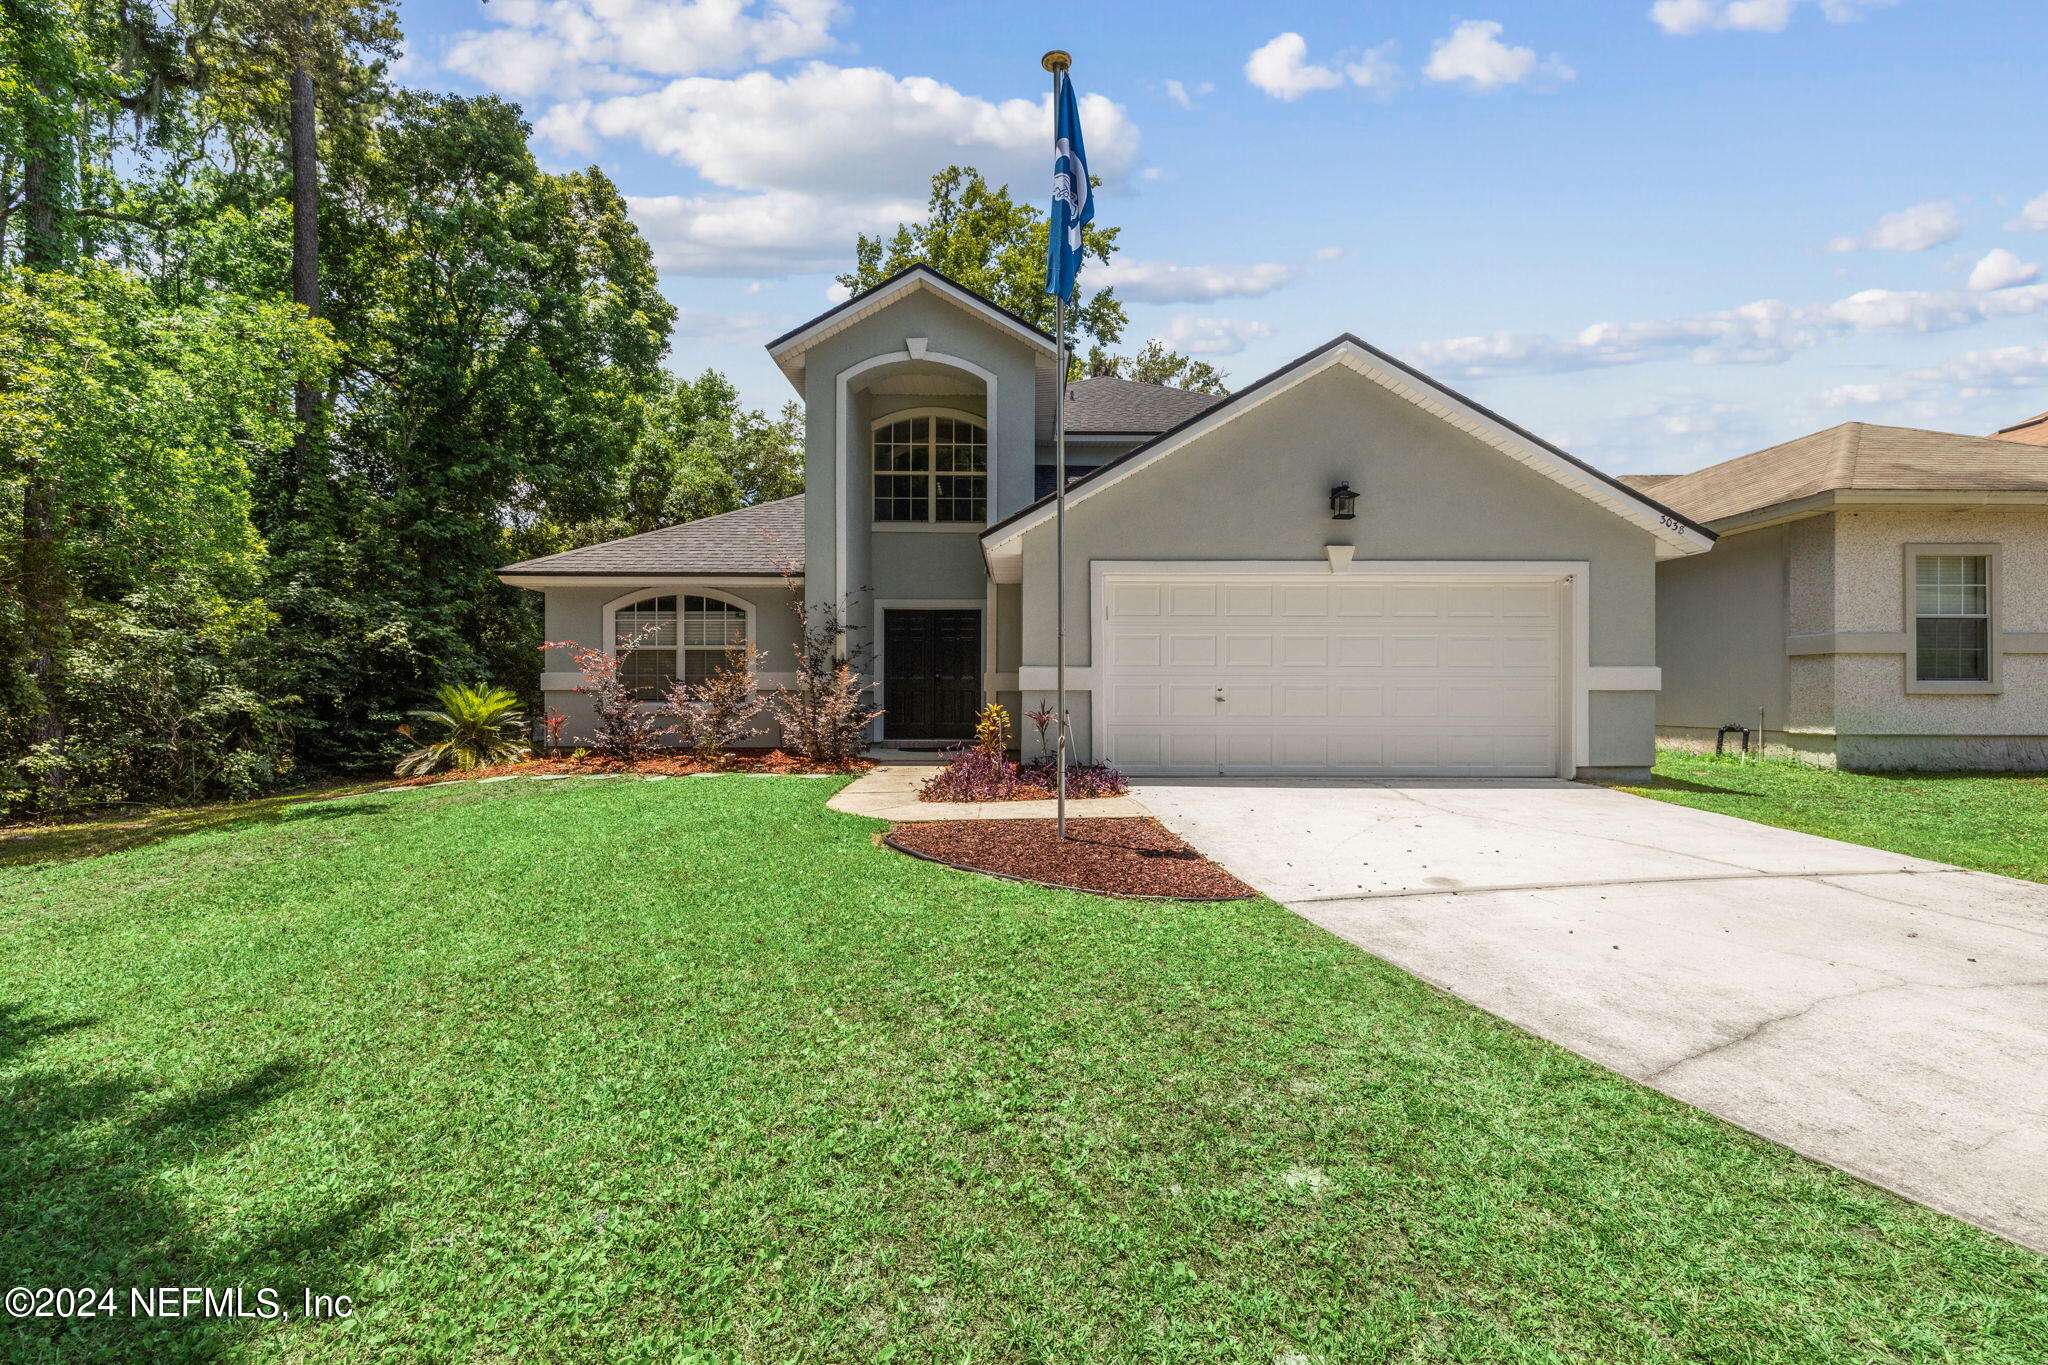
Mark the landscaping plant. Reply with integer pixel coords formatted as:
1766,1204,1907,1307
665,645,769,761
540,629,670,762
393,685,531,776
537,708,569,756
974,703,1011,760
1025,703,1058,756
768,591,879,768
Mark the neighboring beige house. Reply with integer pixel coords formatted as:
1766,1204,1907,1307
1626,422,2048,770
501,265,1717,781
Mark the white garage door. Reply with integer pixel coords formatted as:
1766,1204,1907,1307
1100,574,1563,778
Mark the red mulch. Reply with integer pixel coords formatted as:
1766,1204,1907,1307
389,749,868,787
885,817,1256,900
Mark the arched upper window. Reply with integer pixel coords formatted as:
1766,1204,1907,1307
611,593,748,701
873,412,988,523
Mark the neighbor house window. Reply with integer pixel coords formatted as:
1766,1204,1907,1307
613,594,748,700
1913,554,1991,683
873,414,987,522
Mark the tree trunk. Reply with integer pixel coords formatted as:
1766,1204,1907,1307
289,41,321,489
19,108,68,806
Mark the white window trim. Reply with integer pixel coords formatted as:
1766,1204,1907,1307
599,586,758,708
1903,543,2002,695
870,406,989,529
1078,559,1601,778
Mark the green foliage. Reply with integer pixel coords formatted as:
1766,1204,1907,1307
16,583,297,809
838,165,1127,354
394,684,529,776
601,369,802,539
1085,338,1231,394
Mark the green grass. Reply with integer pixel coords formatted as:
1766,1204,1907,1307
2,776,2042,1364
1621,750,2048,883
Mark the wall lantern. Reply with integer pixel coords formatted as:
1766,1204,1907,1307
1328,481,1360,520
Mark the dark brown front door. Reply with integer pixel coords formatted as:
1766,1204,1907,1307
883,609,982,740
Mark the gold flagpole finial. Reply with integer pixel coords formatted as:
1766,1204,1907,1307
1040,50,1071,73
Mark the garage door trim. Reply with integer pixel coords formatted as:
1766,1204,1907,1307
1091,559,1591,778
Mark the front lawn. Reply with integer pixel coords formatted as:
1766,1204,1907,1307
3,777,2042,1363
1621,750,2048,883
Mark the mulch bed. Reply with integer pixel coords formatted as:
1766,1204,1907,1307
885,817,1256,901
389,750,867,787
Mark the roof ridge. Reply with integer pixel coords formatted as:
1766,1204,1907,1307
1834,421,1867,488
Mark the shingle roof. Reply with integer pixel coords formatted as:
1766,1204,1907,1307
1058,375,1228,434
1646,422,2048,524
1993,409,2048,447
498,496,804,577
1617,474,1680,492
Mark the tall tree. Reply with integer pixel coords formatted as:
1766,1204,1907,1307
838,166,1126,356
1084,339,1230,395
604,370,803,538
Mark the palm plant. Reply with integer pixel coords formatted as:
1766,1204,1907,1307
394,685,532,776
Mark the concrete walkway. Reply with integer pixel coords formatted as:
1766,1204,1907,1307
829,762,1151,823
1134,777,2048,1254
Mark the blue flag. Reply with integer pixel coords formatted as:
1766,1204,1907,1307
1044,70,1092,301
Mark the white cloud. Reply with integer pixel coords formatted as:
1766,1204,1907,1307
549,65,1139,198
1315,246,1345,261
1155,316,1274,356
1422,21,1573,90
1820,341,2048,415
1345,43,1401,93
626,188,919,275
1651,0,1897,35
2006,191,2048,231
1160,79,1214,109
1826,200,1961,253
1406,280,2048,380
444,0,846,97
1967,248,2040,292
669,306,793,342
1244,33,1344,101
543,65,1140,276
1556,395,1767,470
1090,259,1298,304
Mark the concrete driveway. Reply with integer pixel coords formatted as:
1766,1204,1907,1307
1134,777,2048,1254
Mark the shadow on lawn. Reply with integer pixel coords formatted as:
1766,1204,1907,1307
0,1003,390,1363
1631,774,1759,798
0,783,391,870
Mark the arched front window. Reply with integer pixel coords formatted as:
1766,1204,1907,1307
873,413,988,523
612,594,748,700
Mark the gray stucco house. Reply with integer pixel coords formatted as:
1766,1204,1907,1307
1625,421,2048,770
499,266,1716,781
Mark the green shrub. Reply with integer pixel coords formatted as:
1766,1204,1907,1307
394,685,530,776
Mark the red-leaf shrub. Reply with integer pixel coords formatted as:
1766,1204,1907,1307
1019,758,1130,798
540,626,671,761
918,750,1130,802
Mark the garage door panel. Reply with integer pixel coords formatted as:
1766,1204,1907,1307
1278,635,1329,667
1102,574,1563,778
1223,684,1273,717
1111,632,1162,668
1222,634,1273,667
1333,634,1384,667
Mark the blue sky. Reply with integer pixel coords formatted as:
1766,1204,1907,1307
397,0,2048,472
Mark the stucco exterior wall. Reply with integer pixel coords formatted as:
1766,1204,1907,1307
1652,505,2048,769
1829,507,2048,759
531,581,802,748
1652,522,1789,736
1008,364,1664,768
798,290,1041,638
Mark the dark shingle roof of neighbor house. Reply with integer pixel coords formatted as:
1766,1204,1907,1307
1640,422,2048,525
1058,376,1228,434
497,495,804,577
1993,409,2048,446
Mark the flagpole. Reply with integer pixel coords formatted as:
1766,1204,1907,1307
1043,49,1071,841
